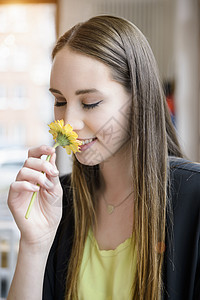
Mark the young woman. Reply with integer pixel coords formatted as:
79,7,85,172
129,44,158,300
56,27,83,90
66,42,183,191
7,15,200,300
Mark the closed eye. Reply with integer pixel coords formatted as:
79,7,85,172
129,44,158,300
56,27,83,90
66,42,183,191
54,99,103,109
82,100,103,110
54,100,66,107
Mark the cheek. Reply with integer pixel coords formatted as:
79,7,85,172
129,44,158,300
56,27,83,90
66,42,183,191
85,113,106,131
54,108,64,120
96,110,130,149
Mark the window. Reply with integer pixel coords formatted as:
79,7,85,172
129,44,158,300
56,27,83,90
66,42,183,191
0,86,7,109
0,3,56,147
0,123,6,144
0,3,57,299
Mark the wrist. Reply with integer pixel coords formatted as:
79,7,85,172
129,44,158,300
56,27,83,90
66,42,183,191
19,231,55,256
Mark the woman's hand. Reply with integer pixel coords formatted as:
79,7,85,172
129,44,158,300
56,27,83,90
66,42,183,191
7,145,63,250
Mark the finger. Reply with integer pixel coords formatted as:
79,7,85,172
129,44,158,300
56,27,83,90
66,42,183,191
8,181,39,214
28,145,55,159
24,157,59,177
10,181,40,194
16,168,54,190
47,153,60,186
50,152,57,170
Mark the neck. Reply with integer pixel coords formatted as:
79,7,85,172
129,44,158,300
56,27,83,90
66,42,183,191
99,144,133,201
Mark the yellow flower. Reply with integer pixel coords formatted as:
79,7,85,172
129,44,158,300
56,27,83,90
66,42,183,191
48,119,82,154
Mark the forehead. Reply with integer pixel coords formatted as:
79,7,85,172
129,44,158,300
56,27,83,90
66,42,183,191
51,48,111,80
50,48,118,96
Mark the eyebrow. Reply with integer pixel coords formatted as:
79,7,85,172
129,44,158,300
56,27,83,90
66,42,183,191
75,88,100,95
49,88,101,96
49,88,63,95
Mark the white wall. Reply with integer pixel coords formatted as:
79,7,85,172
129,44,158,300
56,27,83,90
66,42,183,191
174,0,200,161
58,0,95,35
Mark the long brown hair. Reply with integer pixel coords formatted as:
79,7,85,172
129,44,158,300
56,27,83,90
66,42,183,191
52,15,183,300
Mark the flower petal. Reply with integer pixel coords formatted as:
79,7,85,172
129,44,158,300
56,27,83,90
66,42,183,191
48,119,81,154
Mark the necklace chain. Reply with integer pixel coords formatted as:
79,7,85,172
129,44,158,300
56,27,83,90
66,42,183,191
102,190,133,214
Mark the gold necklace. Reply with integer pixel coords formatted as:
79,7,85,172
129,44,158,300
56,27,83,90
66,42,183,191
102,190,134,214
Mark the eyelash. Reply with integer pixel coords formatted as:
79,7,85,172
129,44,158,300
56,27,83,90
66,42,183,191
54,101,66,107
82,101,103,110
54,100,103,110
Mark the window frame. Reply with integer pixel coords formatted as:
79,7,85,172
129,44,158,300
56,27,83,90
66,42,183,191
0,1,57,4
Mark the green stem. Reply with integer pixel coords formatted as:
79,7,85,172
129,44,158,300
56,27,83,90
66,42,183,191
25,142,59,219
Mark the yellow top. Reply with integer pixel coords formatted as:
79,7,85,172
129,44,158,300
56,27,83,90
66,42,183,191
78,229,137,300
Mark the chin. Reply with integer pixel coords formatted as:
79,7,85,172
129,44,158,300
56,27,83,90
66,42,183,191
75,152,103,166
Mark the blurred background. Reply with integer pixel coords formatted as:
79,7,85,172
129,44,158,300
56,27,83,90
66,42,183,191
0,0,199,298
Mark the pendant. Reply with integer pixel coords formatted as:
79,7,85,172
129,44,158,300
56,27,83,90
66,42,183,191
107,204,114,214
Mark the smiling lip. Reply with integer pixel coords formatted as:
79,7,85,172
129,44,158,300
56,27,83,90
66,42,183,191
79,137,97,151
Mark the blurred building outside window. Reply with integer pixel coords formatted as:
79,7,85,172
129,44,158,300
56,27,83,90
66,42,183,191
0,86,7,110
0,3,57,299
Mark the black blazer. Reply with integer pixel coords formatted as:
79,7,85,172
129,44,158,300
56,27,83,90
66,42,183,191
43,157,200,299
163,158,200,299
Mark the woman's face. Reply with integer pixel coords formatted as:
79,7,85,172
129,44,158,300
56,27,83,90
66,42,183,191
50,47,131,166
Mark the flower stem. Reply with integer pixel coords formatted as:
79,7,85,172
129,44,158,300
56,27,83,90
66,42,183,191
25,142,59,220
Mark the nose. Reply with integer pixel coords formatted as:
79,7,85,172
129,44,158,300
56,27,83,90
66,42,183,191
64,106,84,131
